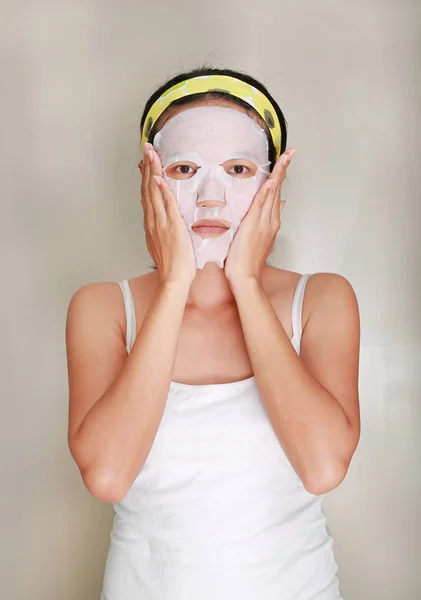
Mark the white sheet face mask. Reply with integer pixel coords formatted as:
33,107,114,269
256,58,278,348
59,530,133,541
153,106,271,269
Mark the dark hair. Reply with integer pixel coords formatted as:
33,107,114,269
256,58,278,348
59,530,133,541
139,65,288,271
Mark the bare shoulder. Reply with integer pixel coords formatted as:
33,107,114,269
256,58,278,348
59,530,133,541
262,267,359,334
67,279,124,306
67,280,127,339
305,271,357,294
67,271,158,337
303,272,360,320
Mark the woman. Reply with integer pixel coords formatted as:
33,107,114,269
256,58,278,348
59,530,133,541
66,67,361,599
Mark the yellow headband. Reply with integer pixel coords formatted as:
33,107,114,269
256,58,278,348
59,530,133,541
141,75,282,159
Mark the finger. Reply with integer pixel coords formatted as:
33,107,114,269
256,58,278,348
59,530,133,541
139,150,146,198
260,178,277,223
141,142,152,191
139,151,151,229
142,143,163,227
282,148,296,165
280,199,286,215
270,190,283,222
267,149,294,217
147,147,168,224
271,148,295,185
138,160,144,204
140,143,153,216
276,200,286,231
249,178,272,219
148,144,164,179
154,175,178,220
146,143,167,224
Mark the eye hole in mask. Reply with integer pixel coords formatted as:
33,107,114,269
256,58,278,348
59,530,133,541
165,158,258,180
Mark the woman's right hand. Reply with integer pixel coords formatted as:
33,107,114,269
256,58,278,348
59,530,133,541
140,142,196,286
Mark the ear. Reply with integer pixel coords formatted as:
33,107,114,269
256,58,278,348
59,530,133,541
137,161,143,174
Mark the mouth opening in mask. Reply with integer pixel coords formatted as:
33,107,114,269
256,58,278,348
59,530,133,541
191,218,231,238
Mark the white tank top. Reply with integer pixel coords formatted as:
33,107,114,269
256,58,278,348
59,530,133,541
100,273,343,600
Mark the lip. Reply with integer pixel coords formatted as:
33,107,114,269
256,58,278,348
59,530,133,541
192,219,231,229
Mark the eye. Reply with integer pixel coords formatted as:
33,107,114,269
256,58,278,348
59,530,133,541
165,161,199,180
223,159,257,178
175,165,194,174
229,165,250,175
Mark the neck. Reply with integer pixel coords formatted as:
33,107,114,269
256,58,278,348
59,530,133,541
186,262,271,310
151,263,269,310
186,262,236,310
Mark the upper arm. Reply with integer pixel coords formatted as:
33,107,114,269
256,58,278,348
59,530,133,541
65,282,128,469
300,273,361,457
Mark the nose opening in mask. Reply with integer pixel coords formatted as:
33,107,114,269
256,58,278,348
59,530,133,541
196,167,227,206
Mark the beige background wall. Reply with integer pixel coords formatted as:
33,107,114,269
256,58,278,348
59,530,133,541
1,1,420,598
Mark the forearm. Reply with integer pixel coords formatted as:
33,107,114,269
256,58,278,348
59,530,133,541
76,280,190,501
230,277,351,492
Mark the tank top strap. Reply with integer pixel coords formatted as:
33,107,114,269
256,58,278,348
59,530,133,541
291,273,312,353
117,280,136,353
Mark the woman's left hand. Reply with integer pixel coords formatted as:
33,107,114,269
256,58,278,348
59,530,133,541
224,148,296,285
